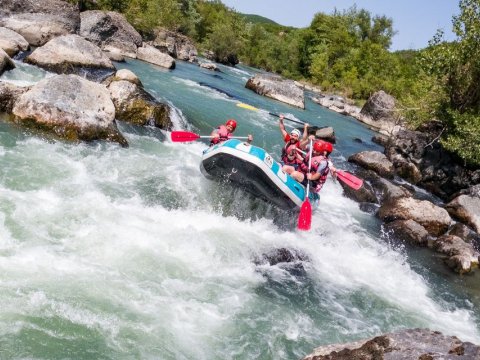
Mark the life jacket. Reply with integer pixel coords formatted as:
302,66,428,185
281,139,300,164
300,154,330,193
210,125,232,145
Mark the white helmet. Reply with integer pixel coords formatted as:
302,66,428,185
290,129,301,137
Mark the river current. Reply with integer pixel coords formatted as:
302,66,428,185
0,59,479,359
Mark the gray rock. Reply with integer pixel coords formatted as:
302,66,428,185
25,34,114,78
80,11,142,59
114,69,141,85
199,62,218,71
0,0,80,46
0,81,29,113
384,219,429,246
245,73,305,109
152,28,198,62
446,195,480,233
108,80,173,129
0,48,15,76
432,235,479,274
378,197,452,236
0,27,29,56
136,44,175,69
348,151,395,178
12,74,127,146
360,90,396,121
302,328,480,359
314,126,335,143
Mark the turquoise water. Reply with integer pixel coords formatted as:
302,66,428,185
0,58,478,359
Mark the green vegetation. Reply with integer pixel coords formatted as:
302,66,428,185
71,0,479,167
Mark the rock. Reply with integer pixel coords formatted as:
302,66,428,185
384,219,430,246
254,248,309,276
339,177,378,204
113,69,141,85
136,44,175,69
302,328,480,360
25,34,114,80
245,73,305,109
371,134,389,147
152,28,198,62
80,10,142,59
108,80,173,129
0,48,15,76
0,81,29,113
384,128,480,200
446,194,480,233
199,62,218,71
378,197,451,236
348,151,395,178
448,223,480,251
0,27,29,56
0,0,80,46
12,74,127,146
360,90,396,121
432,235,479,274
314,126,335,143
103,50,125,62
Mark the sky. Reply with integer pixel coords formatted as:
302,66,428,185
220,0,459,51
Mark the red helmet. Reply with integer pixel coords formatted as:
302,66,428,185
225,119,237,130
313,140,333,154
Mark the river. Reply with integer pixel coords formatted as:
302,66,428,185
0,58,479,359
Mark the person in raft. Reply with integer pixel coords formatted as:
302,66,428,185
210,119,253,146
278,114,308,173
290,139,337,193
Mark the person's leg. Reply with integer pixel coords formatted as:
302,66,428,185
290,171,305,182
282,165,295,174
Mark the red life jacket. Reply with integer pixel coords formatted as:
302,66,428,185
300,154,330,193
210,125,232,145
281,138,300,164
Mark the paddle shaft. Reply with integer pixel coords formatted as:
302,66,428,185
268,112,305,125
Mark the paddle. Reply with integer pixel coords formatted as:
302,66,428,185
171,131,248,143
293,148,363,190
336,170,364,190
236,103,305,125
298,139,313,231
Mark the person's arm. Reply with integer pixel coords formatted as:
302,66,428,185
279,115,288,139
300,134,315,149
307,160,328,181
302,123,309,142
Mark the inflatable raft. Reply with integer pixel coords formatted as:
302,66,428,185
200,139,318,210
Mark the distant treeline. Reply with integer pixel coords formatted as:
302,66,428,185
75,0,479,167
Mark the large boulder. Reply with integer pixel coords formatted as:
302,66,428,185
0,81,29,113
245,74,305,109
108,79,173,129
360,90,396,121
384,127,480,199
0,27,29,56
136,44,175,69
446,194,480,233
25,34,114,80
0,48,15,76
378,197,452,236
0,0,79,46
12,74,127,146
348,151,395,178
152,28,198,63
302,328,480,360
383,219,430,246
431,234,479,274
79,11,142,59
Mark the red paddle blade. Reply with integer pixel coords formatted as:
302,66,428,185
297,199,312,231
171,131,200,142
336,170,363,190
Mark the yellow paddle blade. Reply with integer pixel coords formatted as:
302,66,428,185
236,103,259,111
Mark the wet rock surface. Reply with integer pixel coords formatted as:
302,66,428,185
0,27,29,57
302,328,480,359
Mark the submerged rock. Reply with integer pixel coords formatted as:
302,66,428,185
302,328,480,359
12,74,127,146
